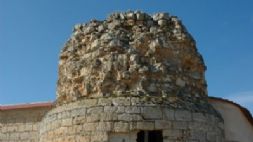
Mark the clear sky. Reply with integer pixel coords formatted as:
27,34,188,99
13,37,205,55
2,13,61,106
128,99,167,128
0,0,252,113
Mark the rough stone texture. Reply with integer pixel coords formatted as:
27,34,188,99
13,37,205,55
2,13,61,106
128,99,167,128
56,11,212,114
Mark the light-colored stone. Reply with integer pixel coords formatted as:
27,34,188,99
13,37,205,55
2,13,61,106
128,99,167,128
86,114,100,122
62,118,72,126
136,122,154,130
173,121,188,129
155,120,172,129
96,122,113,131
104,106,124,113
164,109,175,120
114,122,129,132
100,113,118,121
91,132,108,142
118,113,142,121
112,97,131,106
176,78,186,87
192,113,207,122
98,98,112,106
175,110,192,121
83,123,97,131
87,106,103,114
125,106,140,113
141,107,162,120
163,129,182,138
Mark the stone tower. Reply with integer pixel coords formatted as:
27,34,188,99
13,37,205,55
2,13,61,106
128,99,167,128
39,11,224,142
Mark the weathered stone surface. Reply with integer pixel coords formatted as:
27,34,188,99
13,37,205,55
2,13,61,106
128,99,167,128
172,121,188,129
96,122,113,131
207,132,218,142
176,78,186,87
56,11,208,113
91,132,108,142
163,129,182,138
175,110,192,121
98,98,112,106
86,114,100,122
164,109,175,120
155,120,172,129
114,122,129,132
112,97,131,106
189,130,206,141
83,123,97,131
62,118,72,126
87,106,103,114
125,106,140,113
136,122,155,130
192,112,207,122
118,113,142,121
104,106,124,113
141,107,162,119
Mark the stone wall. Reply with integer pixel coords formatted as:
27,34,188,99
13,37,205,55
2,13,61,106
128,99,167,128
39,97,224,142
0,104,52,142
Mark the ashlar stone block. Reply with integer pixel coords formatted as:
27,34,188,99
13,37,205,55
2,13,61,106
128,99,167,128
155,120,172,129
114,122,129,132
141,107,162,120
136,121,154,130
175,110,192,121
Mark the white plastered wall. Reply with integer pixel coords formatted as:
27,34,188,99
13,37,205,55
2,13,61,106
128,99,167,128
210,100,253,142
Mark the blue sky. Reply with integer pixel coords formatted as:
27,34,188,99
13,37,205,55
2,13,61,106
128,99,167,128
0,0,252,113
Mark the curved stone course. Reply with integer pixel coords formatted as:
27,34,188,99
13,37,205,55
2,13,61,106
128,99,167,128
39,97,224,142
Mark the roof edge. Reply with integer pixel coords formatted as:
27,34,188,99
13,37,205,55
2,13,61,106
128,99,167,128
0,102,54,111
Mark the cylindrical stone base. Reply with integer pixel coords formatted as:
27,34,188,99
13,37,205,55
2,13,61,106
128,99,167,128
39,97,224,142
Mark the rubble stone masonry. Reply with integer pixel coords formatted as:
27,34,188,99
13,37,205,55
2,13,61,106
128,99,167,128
57,11,208,110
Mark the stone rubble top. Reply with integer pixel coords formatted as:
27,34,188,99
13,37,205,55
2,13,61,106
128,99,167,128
56,11,209,112
71,11,195,45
